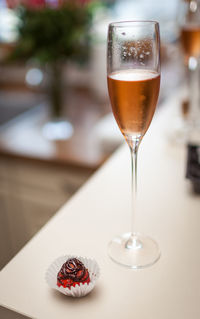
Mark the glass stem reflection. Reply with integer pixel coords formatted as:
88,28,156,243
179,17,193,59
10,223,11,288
126,136,142,250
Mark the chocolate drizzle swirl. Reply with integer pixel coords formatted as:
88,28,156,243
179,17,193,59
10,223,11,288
57,258,89,285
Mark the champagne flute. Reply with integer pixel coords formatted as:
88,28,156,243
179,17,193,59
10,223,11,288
107,21,161,269
179,0,200,134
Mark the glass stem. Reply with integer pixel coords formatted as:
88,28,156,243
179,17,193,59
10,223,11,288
188,57,199,130
126,136,142,250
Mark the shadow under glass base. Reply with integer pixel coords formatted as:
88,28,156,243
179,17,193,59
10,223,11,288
108,232,160,269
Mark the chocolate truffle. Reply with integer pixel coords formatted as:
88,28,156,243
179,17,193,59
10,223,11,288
57,258,90,289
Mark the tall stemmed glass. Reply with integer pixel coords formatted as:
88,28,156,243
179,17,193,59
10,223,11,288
107,21,161,269
179,0,200,136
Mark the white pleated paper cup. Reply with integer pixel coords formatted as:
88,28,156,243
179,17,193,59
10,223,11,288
45,255,100,297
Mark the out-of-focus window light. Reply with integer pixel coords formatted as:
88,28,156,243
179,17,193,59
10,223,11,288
0,0,18,43
42,121,74,140
25,68,44,87
112,0,179,42
188,57,198,71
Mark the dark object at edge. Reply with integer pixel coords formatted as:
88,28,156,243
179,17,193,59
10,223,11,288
186,144,200,193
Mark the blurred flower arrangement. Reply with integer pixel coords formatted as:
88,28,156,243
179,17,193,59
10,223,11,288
6,0,100,139
6,0,96,64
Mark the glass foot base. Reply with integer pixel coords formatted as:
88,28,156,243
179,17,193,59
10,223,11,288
108,232,160,269
42,119,74,140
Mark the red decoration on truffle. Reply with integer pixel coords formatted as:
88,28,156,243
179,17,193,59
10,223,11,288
57,258,90,289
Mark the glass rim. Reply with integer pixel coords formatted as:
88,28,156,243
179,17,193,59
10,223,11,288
108,20,159,28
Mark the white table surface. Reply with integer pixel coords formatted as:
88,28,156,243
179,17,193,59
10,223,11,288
0,92,200,319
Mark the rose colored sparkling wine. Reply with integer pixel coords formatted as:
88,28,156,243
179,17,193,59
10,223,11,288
107,69,160,138
181,25,200,59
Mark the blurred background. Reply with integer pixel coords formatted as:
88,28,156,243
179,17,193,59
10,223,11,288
0,0,193,271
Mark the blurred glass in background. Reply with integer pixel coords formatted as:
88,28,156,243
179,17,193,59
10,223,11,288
178,0,200,143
